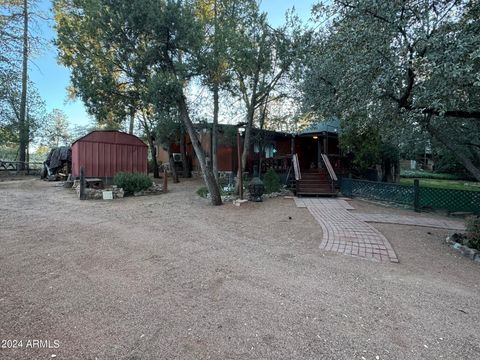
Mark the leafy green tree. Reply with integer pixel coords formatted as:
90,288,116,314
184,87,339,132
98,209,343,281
55,0,223,204
1,0,38,166
55,0,162,178
228,6,309,189
54,0,135,125
0,71,47,160
195,0,218,180
153,108,184,183
304,0,480,180
194,0,244,181
1,1,23,74
340,122,400,182
43,109,71,147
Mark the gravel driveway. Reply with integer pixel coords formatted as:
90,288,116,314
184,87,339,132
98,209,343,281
0,178,479,359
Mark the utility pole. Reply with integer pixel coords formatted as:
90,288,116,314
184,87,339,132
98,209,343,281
18,0,29,170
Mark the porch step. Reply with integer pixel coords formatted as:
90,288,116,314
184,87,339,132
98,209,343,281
301,173,329,178
297,186,335,193
294,154,338,196
296,175,337,196
297,192,338,197
298,179,332,185
296,184,336,195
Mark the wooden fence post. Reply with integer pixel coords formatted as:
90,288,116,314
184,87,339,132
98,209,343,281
413,179,420,212
163,168,168,193
80,166,86,200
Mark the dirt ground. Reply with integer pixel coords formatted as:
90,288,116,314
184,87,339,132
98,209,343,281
0,177,479,360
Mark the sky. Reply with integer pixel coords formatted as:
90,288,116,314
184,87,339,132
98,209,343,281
29,0,317,127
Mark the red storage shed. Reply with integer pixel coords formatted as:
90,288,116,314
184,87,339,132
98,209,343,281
71,130,148,178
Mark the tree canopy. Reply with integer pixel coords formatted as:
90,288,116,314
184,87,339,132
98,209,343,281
303,0,480,180
55,0,224,203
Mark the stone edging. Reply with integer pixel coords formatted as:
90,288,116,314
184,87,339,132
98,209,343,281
446,236,480,263
211,189,292,203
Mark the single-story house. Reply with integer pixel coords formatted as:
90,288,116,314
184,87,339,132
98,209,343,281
157,120,345,177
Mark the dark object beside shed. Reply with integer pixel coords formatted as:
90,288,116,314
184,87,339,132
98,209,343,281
41,146,72,179
71,130,148,178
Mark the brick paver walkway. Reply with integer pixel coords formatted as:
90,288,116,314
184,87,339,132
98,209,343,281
295,198,399,263
351,213,466,231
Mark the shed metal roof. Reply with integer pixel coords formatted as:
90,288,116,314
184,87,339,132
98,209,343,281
72,130,147,147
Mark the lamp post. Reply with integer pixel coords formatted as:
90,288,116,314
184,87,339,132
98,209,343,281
237,130,243,200
236,123,246,200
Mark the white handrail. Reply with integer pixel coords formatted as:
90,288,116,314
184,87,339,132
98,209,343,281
293,153,301,180
321,154,338,181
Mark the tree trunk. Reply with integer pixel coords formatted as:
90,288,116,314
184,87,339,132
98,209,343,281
129,107,135,134
426,123,480,181
212,83,219,182
381,158,399,183
177,94,222,205
436,140,480,181
257,98,268,178
167,147,179,183
148,137,160,179
180,129,191,178
394,158,400,182
235,104,255,192
18,0,28,170
140,114,160,178
212,0,219,183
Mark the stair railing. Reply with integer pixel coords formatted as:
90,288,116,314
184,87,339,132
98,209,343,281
293,153,301,180
321,154,337,193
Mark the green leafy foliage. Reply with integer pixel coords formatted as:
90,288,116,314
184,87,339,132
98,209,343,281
196,187,208,198
400,170,462,181
0,146,17,161
466,216,480,251
431,148,472,176
113,172,153,195
263,169,281,194
340,122,400,181
54,0,224,204
303,0,480,181
0,72,48,149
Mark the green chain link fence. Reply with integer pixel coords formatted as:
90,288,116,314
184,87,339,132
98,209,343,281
340,178,480,214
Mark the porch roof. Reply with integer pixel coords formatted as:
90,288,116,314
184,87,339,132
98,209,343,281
299,118,341,136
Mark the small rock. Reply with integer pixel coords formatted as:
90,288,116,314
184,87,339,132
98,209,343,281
233,199,248,207
461,246,477,260
451,243,462,250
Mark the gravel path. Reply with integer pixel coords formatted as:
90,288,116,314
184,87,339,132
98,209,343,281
0,178,479,359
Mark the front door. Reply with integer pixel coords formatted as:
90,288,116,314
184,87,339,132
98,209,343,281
297,137,319,170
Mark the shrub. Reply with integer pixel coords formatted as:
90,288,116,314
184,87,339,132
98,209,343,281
263,169,281,194
466,216,480,251
196,187,208,198
113,172,153,194
400,170,462,180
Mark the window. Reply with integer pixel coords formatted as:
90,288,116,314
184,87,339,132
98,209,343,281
265,144,275,158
